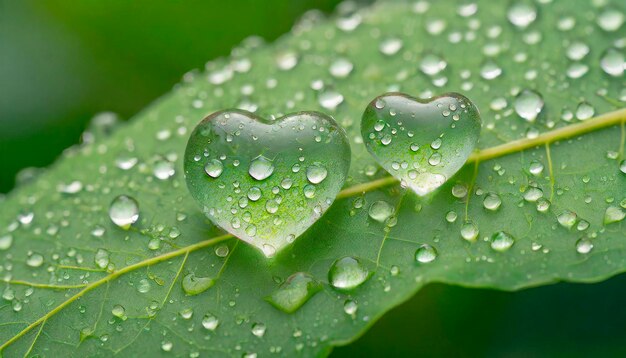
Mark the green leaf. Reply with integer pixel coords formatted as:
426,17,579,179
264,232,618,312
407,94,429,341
1,0,625,356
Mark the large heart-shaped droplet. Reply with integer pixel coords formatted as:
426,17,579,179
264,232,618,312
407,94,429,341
361,92,481,196
184,110,351,257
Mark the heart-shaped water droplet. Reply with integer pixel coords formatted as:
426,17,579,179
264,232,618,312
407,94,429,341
361,92,481,195
184,110,351,257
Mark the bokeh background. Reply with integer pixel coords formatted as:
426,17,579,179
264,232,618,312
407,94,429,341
1,1,625,356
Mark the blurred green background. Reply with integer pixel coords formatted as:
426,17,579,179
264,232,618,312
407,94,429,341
1,1,625,356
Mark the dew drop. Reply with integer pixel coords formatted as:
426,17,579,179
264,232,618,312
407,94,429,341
329,58,354,78
483,193,502,211
109,195,139,229
415,244,438,263
368,201,394,222
343,299,358,315
379,38,403,56
329,257,370,290
460,221,479,241
489,231,514,252
204,159,224,178
251,322,266,337
265,272,322,314
248,155,274,181
26,252,44,267
182,274,215,295
202,313,219,331
507,1,537,29
575,238,593,254
94,249,110,269
306,164,328,184
514,89,544,122
604,206,625,224
557,210,577,229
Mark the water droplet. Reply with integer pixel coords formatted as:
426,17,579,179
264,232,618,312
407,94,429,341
26,252,44,267
420,54,447,76
265,272,322,313
597,8,624,32
248,155,274,181
483,193,502,211
600,48,624,77
529,161,544,175
0,235,13,250
179,307,193,320
566,42,590,61
575,238,593,254
461,221,479,241
329,257,370,290
306,164,328,184
109,195,139,229
604,206,625,224
202,313,219,331
368,201,394,222
318,91,344,110
490,231,515,252
415,244,438,263
182,274,215,295
251,322,266,337
343,299,358,315
575,102,595,120
523,187,543,202
94,248,110,269
329,58,354,78
379,38,403,56
445,211,457,223
507,1,537,29
215,244,230,257
112,304,126,320
161,341,173,352
514,89,544,122
557,210,577,229
153,159,175,180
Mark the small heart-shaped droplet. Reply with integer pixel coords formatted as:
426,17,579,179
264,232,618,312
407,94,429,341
184,110,351,257
361,92,481,195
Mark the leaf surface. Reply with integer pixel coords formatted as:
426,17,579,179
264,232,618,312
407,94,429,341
1,0,625,356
